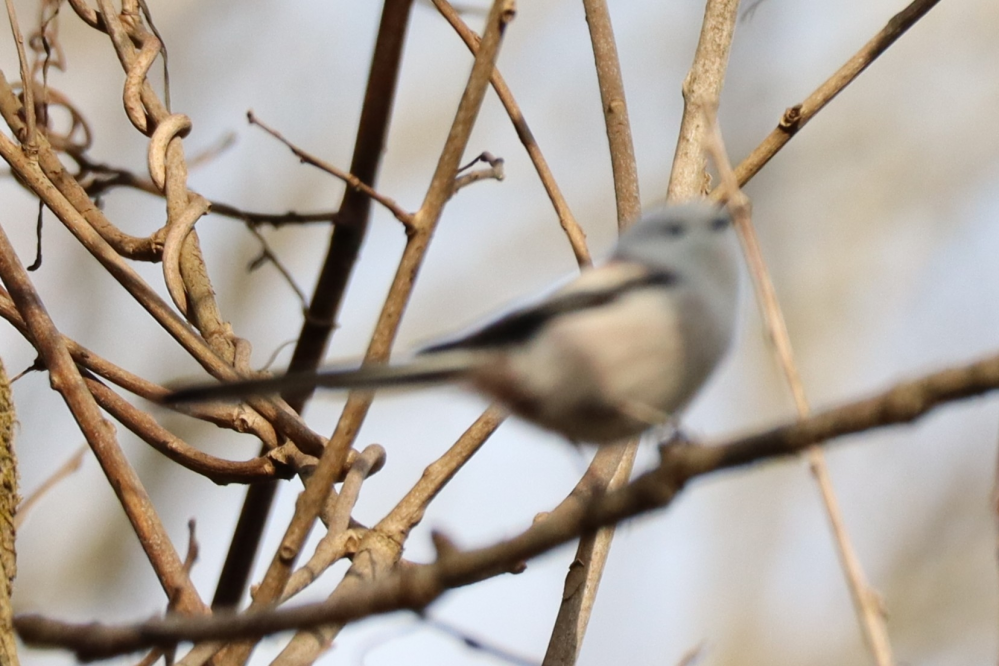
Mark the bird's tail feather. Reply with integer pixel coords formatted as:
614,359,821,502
164,352,477,404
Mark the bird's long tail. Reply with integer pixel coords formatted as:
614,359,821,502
163,352,478,404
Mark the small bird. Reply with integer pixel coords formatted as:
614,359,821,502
166,201,741,444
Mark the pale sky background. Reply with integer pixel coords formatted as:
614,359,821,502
3,0,999,664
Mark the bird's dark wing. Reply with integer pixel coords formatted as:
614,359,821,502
423,268,677,353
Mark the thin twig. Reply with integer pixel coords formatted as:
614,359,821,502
247,110,413,228
725,0,942,189
245,224,309,311
4,0,35,145
26,202,42,271
0,286,305,456
21,343,999,658
279,444,385,602
186,131,236,169
131,647,163,666
83,376,281,485
15,444,87,529
452,150,504,193
136,0,170,110
675,641,706,666
182,519,199,574
74,156,339,225
379,406,505,538
424,616,540,666
271,403,505,663
431,0,590,265
704,115,894,666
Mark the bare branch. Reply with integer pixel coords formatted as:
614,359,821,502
666,0,739,202
452,150,505,193
211,0,420,613
245,224,309,312
276,444,387,656
728,0,942,188
247,110,414,228
541,1,649,659
270,407,505,663
74,155,339,226
378,406,505,538
424,616,540,666
0,209,206,614
83,376,282,485
181,519,199,575
5,0,35,145
705,114,894,665
542,442,636,666
582,0,640,229
243,0,515,620
15,444,86,529
431,0,590,265
0,285,317,457
19,344,999,659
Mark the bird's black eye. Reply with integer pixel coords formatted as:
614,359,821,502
710,215,731,231
664,222,686,237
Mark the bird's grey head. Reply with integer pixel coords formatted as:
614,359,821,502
613,201,742,368
613,201,739,286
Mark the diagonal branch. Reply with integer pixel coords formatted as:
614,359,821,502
20,345,999,659
211,0,419,612
431,0,589,265
83,377,281,485
728,0,942,188
271,407,505,663
227,4,516,661
706,116,893,664
204,3,517,663
246,110,413,227
0,217,206,615
0,286,285,450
